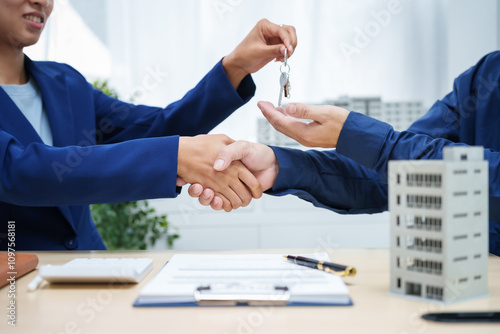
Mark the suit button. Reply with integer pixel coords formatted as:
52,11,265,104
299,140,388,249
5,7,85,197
64,235,79,250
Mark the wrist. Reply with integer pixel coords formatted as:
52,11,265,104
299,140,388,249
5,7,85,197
262,145,279,191
330,106,350,147
177,137,190,177
222,54,248,90
268,159,279,191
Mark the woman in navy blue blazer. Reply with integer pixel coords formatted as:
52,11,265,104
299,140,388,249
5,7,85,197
0,0,297,250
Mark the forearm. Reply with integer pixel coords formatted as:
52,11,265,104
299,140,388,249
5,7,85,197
222,56,249,90
268,146,388,214
0,134,180,206
336,112,500,221
94,60,256,144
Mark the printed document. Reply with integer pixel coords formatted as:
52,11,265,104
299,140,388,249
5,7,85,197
135,253,351,306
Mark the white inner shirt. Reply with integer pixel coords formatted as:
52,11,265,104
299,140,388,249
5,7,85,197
1,77,54,146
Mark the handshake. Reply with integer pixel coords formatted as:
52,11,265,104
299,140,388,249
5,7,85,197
177,101,350,212
177,133,277,212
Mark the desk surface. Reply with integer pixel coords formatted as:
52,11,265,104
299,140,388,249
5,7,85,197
1,249,499,334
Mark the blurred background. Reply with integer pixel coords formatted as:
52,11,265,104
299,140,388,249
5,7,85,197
26,0,500,250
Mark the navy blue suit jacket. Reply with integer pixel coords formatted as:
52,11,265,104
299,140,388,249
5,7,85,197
0,56,255,250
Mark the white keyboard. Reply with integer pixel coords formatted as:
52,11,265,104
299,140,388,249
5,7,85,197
38,258,154,284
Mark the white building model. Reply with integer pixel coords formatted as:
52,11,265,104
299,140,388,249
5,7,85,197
389,146,489,303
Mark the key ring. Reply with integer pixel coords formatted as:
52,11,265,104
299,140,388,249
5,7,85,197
280,49,290,74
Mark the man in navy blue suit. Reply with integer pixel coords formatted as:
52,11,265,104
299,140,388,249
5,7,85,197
191,51,500,256
0,0,297,250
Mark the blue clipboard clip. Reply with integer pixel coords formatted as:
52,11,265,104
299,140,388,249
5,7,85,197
194,283,290,306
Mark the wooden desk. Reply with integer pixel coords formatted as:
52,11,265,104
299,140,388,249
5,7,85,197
1,249,499,334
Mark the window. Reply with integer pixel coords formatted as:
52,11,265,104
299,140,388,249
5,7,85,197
426,285,443,300
406,215,414,228
407,195,442,209
406,235,414,248
406,173,442,187
405,282,422,297
414,216,442,231
407,257,442,275
409,236,442,253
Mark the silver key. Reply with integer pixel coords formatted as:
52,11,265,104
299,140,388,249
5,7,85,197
278,72,288,107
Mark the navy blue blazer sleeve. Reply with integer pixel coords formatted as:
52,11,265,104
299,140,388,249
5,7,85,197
0,60,255,207
268,147,388,214
335,52,500,219
88,61,256,143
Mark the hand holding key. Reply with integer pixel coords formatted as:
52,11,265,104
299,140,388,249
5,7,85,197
222,19,297,90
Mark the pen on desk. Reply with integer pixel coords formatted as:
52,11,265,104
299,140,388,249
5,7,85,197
284,255,356,277
422,312,500,323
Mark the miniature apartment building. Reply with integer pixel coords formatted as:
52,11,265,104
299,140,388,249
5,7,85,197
389,146,489,303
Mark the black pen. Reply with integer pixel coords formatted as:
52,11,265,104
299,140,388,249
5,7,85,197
422,312,500,323
284,255,356,277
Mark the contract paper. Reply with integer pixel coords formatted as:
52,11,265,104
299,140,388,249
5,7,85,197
134,253,352,306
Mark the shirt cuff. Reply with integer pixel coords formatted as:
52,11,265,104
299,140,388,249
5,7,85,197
336,111,391,169
268,146,315,193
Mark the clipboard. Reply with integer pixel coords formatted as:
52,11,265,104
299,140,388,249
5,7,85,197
133,253,353,307
195,283,290,306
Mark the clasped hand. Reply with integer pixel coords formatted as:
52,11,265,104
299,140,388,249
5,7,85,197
177,134,263,212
